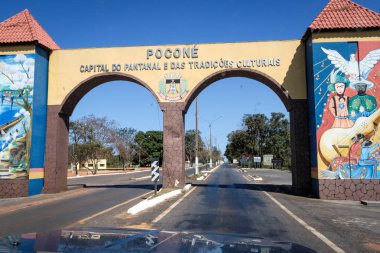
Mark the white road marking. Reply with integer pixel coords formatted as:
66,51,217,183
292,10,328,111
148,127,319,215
152,186,197,223
202,164,221,173
263,191,345,253
68,191,152,227
134,176,151,181
243,175,251,182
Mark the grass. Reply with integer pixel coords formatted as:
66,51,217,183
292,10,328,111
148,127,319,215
186,174,201,180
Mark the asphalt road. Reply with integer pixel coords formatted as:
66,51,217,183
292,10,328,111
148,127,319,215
1,165,379,252
0,178,154,236
153,165,332,252
0,166,198,236
67,166,199,187
152,165,380,253
67,170,152,187
246,168,292,185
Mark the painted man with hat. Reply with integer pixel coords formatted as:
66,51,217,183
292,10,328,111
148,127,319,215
328,70,354,128
348,77,377,121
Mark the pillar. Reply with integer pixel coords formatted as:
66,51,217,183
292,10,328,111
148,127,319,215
42,105,69,193
161,103,186,188
290,99,311,195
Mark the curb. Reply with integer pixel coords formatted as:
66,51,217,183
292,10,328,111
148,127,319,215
361,200,380,207
127,184,192,215
201,164,221,174
67,169,150,179
196,164,220,180
196,176,204,180
252,175,263,181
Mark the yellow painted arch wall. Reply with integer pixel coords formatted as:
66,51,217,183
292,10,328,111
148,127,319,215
47,40,307,107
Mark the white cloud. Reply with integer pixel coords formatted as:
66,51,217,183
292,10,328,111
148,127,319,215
0,56,35,90
14,108,30,118
24,58,35,67
19,108,26,115
14,54,27,63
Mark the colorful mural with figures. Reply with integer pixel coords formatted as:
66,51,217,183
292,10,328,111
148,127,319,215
314,41,380,180
0,54,34,179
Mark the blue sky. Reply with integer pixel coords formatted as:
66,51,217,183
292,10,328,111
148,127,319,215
2,0,380,155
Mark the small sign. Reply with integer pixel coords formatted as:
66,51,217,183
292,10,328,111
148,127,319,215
151,159,160,182
272,158,283,165
263,154,274,166
254,157,261,163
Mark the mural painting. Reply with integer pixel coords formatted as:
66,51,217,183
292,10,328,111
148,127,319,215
314,42,380,179
0,54,34,179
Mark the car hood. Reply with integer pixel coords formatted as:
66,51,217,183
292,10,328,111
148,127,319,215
0,227,317,253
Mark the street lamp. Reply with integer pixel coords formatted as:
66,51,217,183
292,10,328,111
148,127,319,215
200,115,223,169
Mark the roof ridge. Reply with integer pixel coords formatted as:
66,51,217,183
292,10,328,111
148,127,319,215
349,0,380,17
0,9,59,51
22,9,37,41
313,0,347,27
307,0,380,31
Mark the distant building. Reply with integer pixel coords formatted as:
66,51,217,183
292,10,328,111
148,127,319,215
84,159,107,169
71,159,107,171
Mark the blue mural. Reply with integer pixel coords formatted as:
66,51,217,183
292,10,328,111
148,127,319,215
0,54,35,179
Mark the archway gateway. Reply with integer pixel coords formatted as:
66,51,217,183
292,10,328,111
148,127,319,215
44,40,308,194
0,0,380,200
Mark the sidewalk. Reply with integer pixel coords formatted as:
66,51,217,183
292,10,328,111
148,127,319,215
67,167,151,177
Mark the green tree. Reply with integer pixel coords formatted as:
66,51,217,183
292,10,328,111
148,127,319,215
133,131,163,166
68,115,117,174
224,130,250,163
242,114,269,158
266,113,291,168
79,114,115,144
84,141,113,174
68,121,85,175
110,127,137,169
225,112,290,169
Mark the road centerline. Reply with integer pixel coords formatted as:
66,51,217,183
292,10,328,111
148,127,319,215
67,191,152,227
152,186,197,223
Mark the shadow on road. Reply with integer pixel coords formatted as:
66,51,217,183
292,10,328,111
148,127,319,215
69,182,294,195
190,183,293,194
68,183,162,191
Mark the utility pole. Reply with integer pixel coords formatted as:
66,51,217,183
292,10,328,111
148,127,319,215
200,115,223,170
209,123,212,169
195,97,199,175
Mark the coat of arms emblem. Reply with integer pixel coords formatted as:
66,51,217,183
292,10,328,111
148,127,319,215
158,73,188,101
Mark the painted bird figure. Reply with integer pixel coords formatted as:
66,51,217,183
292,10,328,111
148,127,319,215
321,47,380,84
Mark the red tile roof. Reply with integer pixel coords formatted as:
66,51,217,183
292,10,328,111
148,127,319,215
309,0,380,30
0,9,59,51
